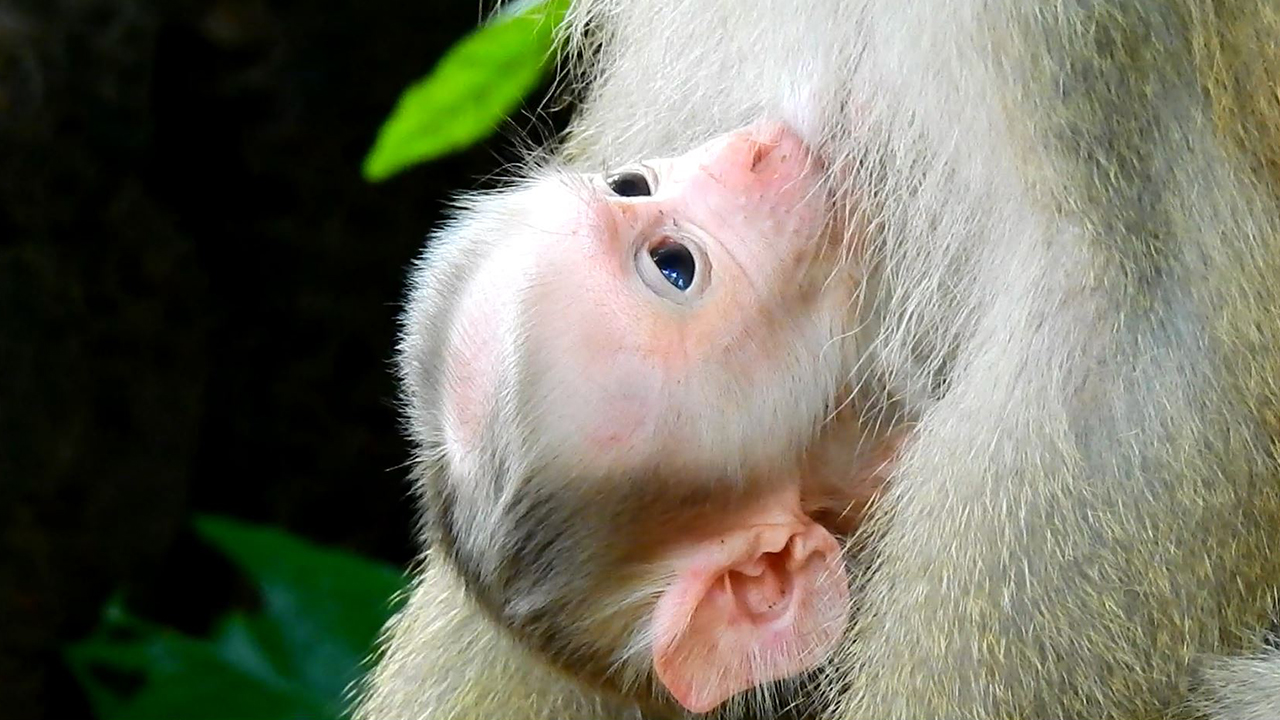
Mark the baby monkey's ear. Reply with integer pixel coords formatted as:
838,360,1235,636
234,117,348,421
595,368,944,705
650,497,848,713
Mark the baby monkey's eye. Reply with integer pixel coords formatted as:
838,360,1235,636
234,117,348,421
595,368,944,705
650,242,696,291
605,170,652,197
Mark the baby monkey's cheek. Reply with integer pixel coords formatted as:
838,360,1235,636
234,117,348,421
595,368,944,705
533,349,669,465
578,357,663,453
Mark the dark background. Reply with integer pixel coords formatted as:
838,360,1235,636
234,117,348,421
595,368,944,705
0,1,567,717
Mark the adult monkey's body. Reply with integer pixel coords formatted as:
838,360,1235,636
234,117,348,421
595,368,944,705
357,1,1280,719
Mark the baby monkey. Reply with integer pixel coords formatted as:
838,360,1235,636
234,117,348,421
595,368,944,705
403,121,899,713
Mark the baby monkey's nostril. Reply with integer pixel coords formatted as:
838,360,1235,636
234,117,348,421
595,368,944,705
749,140,775,172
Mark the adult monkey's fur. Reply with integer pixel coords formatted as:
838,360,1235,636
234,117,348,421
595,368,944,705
355,1,1280,718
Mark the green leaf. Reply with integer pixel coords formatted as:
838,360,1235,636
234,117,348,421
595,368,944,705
194,516,406,705
66,518,408,720
67,613,328,720
361,0,570,181
119,631,326,720
65,597,159,718
66,636,144,718
208,612,291,688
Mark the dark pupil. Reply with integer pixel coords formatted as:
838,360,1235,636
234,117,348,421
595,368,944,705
650,244,696,291
606,171,651,197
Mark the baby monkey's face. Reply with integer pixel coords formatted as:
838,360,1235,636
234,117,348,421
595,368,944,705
425,121,883,715
442,121,848,481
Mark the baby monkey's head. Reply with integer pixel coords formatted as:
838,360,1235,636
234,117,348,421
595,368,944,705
402,121,887,714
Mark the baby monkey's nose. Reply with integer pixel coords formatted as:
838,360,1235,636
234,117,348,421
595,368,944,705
701,120,818,201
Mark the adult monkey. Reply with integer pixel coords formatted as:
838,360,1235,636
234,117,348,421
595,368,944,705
356,1,1280,719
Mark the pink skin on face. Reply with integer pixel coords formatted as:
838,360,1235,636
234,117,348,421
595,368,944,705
522,124,847,712
439,122,854,714
522,121,831,468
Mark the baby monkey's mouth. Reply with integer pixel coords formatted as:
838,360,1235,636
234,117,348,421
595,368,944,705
806,499,875,539
798,423,904,538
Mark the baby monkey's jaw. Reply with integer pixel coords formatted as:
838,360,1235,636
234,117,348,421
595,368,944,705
649,489,848,713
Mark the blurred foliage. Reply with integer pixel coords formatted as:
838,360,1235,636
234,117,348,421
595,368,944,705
362,0,571,182
65,517,406,720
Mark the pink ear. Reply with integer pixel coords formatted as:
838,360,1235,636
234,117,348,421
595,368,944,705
650,515,848,713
